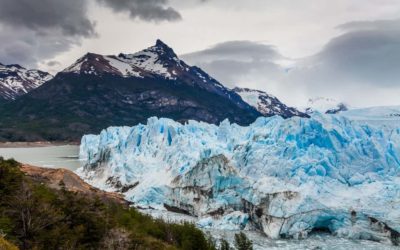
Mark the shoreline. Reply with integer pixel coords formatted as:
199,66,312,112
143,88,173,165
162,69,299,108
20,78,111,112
0,141,80,148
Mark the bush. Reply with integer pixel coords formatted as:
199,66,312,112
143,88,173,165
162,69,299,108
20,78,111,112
234,232,253,250
219,238,231,250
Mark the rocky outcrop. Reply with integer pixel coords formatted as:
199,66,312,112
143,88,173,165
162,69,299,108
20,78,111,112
20,164,127,205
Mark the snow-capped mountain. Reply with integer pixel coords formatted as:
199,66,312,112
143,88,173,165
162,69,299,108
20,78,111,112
0,63,53,100
78,114,400,245
0,40,261,141
62,40,247,108
233,87,308,118
304,97,348,114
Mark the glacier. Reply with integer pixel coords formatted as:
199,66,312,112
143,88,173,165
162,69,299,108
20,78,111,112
77,113,400,245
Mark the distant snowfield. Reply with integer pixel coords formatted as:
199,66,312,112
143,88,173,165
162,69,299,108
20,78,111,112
341,105,400,126
77,107,400,247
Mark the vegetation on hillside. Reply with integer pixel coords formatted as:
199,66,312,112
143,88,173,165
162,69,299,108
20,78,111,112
0,74,259,142
0,157,218,250
0,236,18,250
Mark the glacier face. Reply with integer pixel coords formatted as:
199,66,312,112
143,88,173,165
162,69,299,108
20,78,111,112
77,114,400,245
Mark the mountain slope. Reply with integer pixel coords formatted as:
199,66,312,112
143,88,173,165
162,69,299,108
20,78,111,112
233,87,308,118
0,63,53,100
0,40,261,142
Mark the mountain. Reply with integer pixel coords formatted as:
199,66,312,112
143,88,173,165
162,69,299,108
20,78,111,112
0,40,262,141
0,63,53,100
233,87,308,118
78,115,400,245
304,97,348,114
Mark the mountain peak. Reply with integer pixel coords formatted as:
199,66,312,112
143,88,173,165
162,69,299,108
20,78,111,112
155,39,169,48
149,39,177,58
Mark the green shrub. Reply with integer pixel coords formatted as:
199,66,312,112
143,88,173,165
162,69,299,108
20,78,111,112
0,158,217,250
234,232,253,250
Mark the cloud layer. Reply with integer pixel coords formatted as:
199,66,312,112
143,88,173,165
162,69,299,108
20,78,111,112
183,19,400,107
96,0,181,22
0,0,180,68
182,41,286,90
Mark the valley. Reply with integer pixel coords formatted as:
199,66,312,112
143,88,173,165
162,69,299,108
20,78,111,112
0,39,399,249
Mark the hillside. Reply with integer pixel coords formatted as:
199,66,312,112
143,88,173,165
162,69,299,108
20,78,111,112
0,158,217,250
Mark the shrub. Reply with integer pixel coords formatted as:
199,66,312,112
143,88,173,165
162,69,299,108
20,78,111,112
234,232,253,250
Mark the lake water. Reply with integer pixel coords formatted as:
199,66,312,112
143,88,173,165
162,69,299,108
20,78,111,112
0,145,82,171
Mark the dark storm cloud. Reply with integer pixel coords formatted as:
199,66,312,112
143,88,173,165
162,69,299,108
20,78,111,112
0,0,96,37
0,26,79,67
0,0,182,68
0,0,95,67
96,0,182,22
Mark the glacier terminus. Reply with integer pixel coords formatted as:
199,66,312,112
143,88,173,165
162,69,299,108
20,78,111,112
77,111,400,246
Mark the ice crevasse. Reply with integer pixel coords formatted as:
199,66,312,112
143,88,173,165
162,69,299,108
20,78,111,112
77,114,400,245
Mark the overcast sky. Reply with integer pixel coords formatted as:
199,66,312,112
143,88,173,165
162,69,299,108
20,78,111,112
0,0,399,107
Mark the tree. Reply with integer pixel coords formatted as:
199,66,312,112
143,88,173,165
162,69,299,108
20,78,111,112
234,232,253,250
219,238,230,250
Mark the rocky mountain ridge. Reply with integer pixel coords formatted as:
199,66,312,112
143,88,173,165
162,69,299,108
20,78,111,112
0,63,52,100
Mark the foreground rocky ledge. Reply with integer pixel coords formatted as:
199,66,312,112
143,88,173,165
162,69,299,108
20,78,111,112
20,164,127,205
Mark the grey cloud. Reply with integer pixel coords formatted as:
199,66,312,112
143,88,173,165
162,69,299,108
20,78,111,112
295,19,400,89
96,0,181,22
182,41,286,87
0,25,79,67
0,0,95,68
282,19,400,106
46,60,62,67
184,41,283,63
0,0,96,37
0,0,183,68
338,19,400,32
182,19,400,107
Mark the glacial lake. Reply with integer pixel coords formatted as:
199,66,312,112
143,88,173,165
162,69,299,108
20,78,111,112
0,145,82,171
